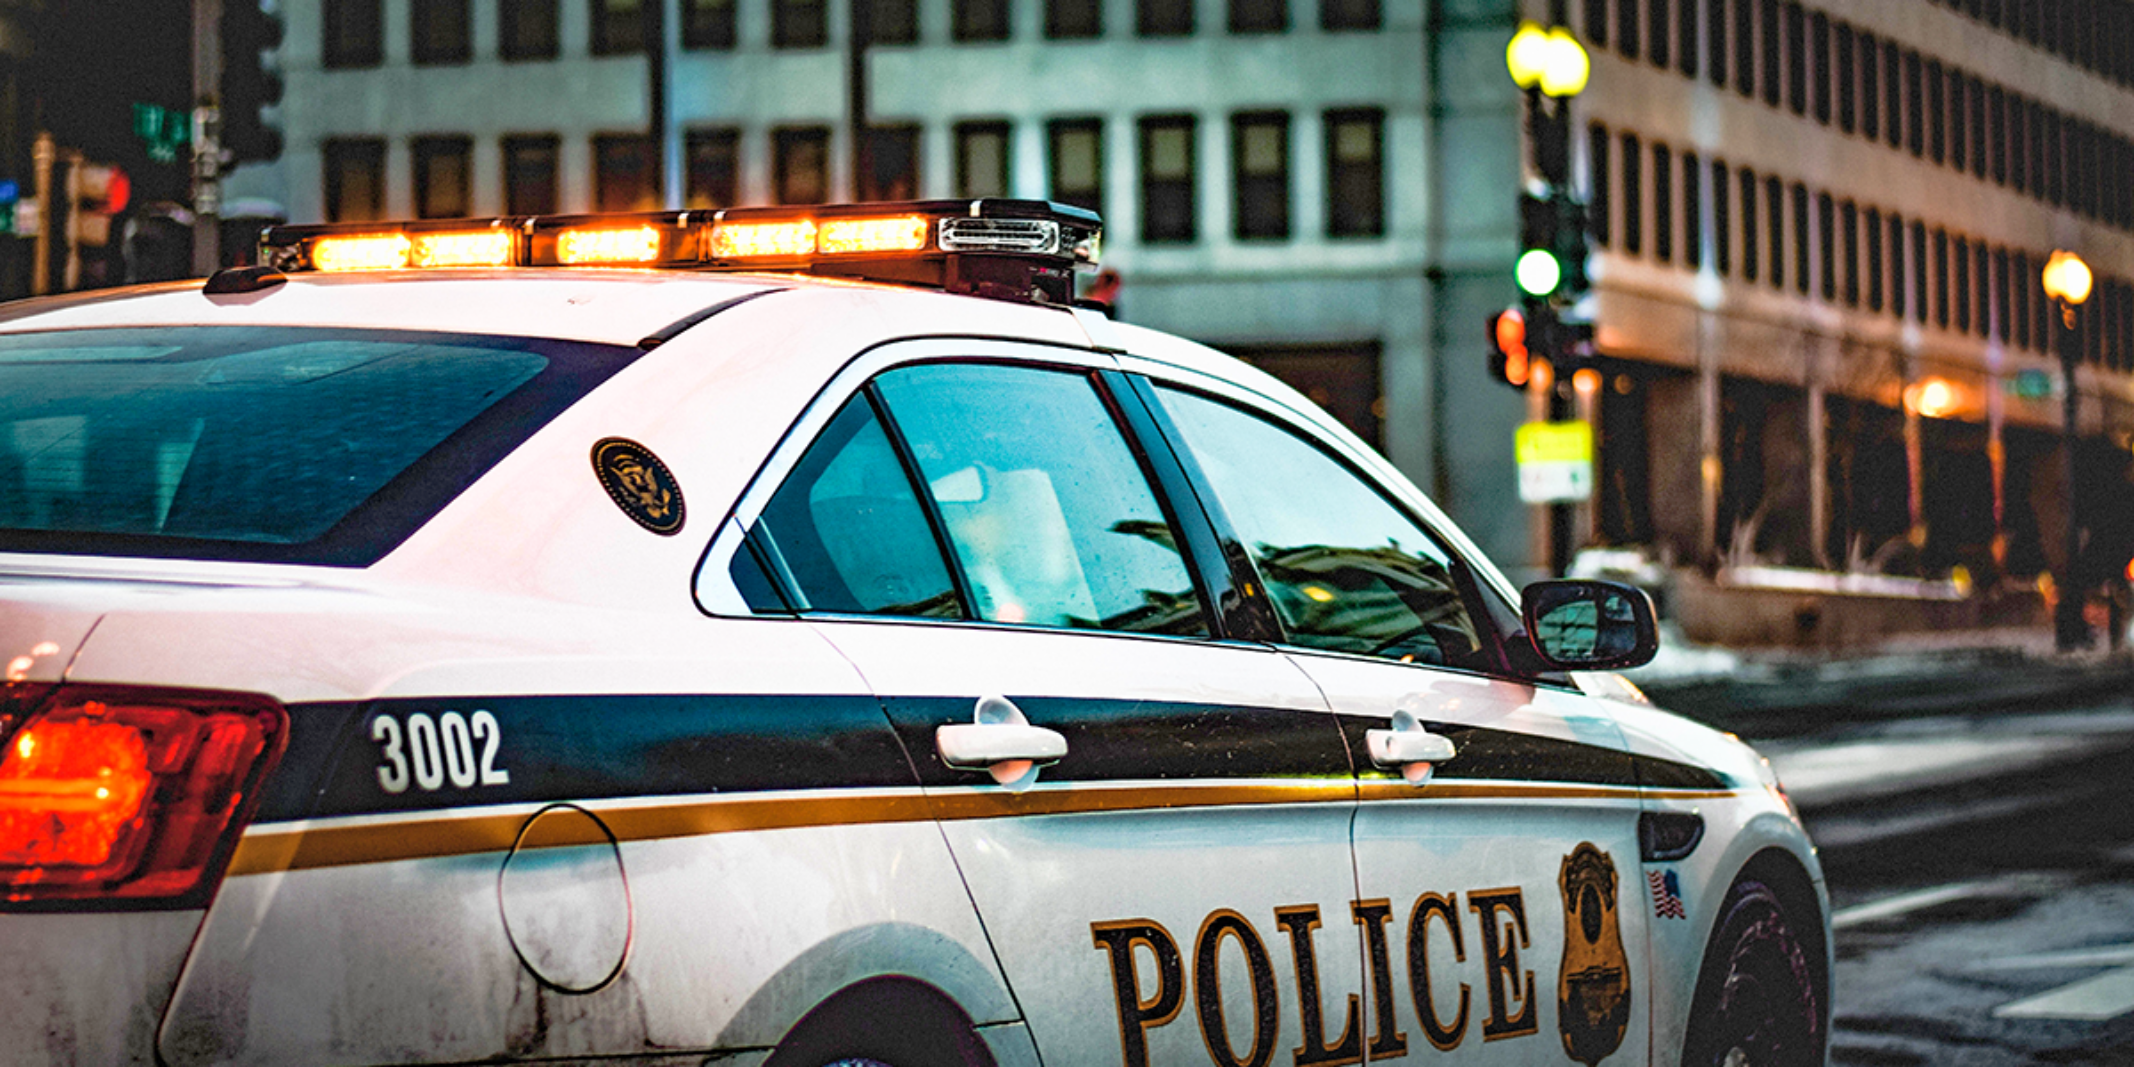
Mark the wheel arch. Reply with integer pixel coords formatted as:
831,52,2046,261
1683,845,1832,1065
763,974,998,1067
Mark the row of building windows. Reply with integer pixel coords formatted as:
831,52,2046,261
323,0,1382,67
1581,0,2134,236
1591,120,2134,374
1923,0,2134,91
320,109,1386,242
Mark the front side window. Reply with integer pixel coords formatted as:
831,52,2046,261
1155,386,1488,667
0,327,639,565
741,364,1207,636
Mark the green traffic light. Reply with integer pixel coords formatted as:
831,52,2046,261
1516,248,1562,297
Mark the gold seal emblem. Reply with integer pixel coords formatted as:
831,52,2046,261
1558,842,1629,1065
592,438,685,535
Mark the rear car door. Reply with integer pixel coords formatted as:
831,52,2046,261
1138,376,1654,1065
706,342,1369,1067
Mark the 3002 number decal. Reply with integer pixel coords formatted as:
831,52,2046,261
373,711,511,794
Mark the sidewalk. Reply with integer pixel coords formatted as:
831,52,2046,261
1626,623,2134,741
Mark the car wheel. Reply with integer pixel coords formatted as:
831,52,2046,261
1680,879,1825,1067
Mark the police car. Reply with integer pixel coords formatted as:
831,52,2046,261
0,200,1827,1067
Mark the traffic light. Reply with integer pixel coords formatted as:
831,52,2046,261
70,163,129,248
1517,191,1589,303
1488,306,1531,388
221,0,285,163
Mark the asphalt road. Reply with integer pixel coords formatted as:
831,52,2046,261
1749,696,2134,1064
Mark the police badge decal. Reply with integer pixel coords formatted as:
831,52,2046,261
1558,842,1630,1065
592,438,686,535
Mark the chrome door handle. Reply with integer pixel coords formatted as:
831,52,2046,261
936,695,1066,791
1365,709,1456,786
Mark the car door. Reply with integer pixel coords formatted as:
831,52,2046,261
707,342,1369,1067
1139,376,1654,1066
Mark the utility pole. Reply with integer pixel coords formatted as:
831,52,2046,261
192,0,224,276
847,0,871,200
29,131,52,296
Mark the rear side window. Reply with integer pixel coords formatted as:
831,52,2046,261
1154,386,1487,667
737,362,1208,636
0,326,640,564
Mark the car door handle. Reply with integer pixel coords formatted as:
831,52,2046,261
936,695,1066,791
1365,709,1456,786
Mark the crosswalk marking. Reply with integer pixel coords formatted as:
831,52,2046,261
1994,966,2134,1020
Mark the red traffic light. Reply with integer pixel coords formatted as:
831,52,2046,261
1489,307,1530,387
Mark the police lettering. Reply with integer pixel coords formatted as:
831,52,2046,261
1093,888,1535,1067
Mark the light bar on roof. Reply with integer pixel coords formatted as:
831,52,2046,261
260,199,1104,306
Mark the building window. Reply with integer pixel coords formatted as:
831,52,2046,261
1139,115,1197,244
500,0,559,59
1834,21,1854,132
1139,0,1192,36
1649,0,1669,69
955,121,1011,198
1759,0,1779,106
1678,0,1697,77
1229,0,1285,33
1975,242,1992,337
1706,0,1726,87
1909,221,1927,323
1932,228,1948,327
773,0,827,47
1791,182,1809,295
1864,205,1882,311
1738,166,1757,282
1883,40,1902,149
1325,108,1383,238
1765,175,1783,288
323,0,382,68
1651,142,1673,264
1734,0,1754,97
684,128,740,208
1858,28,1878,138
503,135,559,215
1048,119,1105,215
2012,251,2031,348
774,127,831,205
1711,158,1730,274
1620,132,1642,256
955,0,1010,41
1683,150,1702,269
1808,11,1829,124
1320,0,1377,31
1588,122,1611,247
1903,50,1924,157
684,0,738,48
863,125,920,201
412,136,472,218
1815,191,1833,300
323,138,384,222
1231,111,1289,240
1783,2,1805,115
1888,212,1904,318
1047,0,1101,38
1926,59,1945,163
411,0,471,63
592,0,647,53
1948,70,1967,171
863,0,918,42
1617,0,1640,61
596,135,659,211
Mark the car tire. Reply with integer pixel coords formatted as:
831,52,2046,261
1680,878,1825,1067
763,978,993,1067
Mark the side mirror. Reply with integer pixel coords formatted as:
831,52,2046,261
1520,579,1659,671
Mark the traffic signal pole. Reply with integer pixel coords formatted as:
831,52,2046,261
191,0,224,276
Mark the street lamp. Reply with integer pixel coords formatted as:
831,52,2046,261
2041,250,2093,650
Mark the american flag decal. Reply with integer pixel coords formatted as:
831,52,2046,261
1648,869,1687,919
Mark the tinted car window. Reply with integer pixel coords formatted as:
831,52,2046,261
1155,386,1484,665
0,326,638,564
749,393,962,617
875,363,1206,635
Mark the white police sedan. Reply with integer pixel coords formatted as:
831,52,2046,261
0,200,1826,1067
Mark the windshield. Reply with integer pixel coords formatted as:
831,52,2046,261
0,326,641,565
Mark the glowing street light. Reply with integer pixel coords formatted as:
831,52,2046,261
1506,22,1591,98
2043,249,2093,650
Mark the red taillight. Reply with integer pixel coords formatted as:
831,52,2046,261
0,684,287,907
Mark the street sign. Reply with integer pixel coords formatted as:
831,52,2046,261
1515,419,1593,503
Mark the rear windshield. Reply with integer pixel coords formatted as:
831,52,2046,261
0,326,641,565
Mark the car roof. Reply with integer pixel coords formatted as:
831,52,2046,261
0,270,793,347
